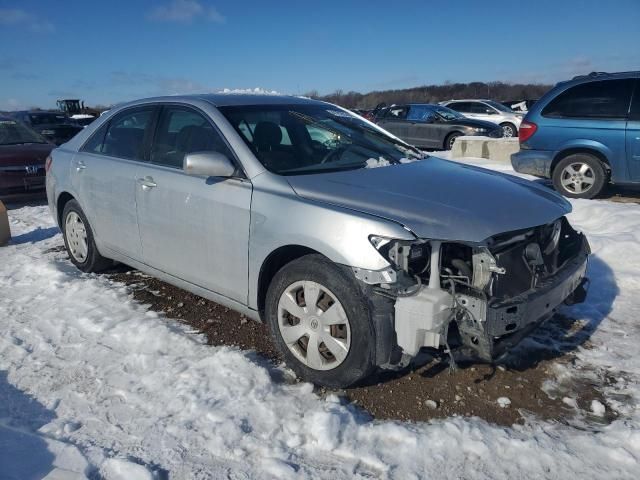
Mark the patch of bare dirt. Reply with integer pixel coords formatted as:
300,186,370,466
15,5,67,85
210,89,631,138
107,268,614,427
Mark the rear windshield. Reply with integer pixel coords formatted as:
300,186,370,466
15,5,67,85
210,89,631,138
218,104,425,175
29,113,70,125
0,120,48,145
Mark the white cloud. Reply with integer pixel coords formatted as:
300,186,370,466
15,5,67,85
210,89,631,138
148,0,225,24
0,8,54,33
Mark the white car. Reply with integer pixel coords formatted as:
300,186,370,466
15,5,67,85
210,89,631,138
440,99,523,137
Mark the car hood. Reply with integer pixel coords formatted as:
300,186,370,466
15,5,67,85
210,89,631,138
286,157,571,242
0,143,53,166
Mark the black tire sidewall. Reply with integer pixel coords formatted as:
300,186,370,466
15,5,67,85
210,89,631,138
552,154,606,199
265,254,376,388
61,200,109,272
445,132,461,150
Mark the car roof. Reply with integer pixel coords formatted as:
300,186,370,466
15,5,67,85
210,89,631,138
121,93,327,108
560,70,640,86
444,99,491,102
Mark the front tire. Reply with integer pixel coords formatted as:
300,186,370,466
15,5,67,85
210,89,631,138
500,123,517,138
445,132,462,150
552,154,607,199
62,199,111,272
265,254,377,388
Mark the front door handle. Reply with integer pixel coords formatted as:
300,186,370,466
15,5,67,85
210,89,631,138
137,176,157,189
76,160,86,172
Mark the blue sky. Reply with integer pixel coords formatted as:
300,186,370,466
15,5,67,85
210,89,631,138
1,0,638,110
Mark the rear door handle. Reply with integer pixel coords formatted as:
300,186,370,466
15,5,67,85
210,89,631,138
137,176,157,189
76,160,86,172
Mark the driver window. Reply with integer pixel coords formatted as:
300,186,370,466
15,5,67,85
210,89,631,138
407,105,435,122
151,106,231,169
387,106,409,119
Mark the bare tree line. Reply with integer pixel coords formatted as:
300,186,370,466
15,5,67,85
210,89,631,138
306,81,553,109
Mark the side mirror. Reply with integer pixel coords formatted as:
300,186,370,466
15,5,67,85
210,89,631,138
184,151,236,177
485,109,496,115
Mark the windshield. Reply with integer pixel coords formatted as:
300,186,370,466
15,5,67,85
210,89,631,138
29,113,70,125
219,104,427,175
433,106,465,121
484,100,514,113
0,120,48,145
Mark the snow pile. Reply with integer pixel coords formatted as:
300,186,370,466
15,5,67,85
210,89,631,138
365,157,392,168
2,164,640,478
218,87,280,95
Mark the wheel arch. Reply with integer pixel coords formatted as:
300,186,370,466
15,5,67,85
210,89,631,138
257,244,324,319
550,147,611,177
56,191,76,228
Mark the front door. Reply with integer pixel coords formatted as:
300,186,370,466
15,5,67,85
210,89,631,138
134,105,252,302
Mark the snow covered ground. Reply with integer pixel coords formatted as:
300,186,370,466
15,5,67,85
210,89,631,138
1,157,640,479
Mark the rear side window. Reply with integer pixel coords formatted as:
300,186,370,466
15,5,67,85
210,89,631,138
630,81,640,120
83,108,155,160
542,79,635,119
150,106,232,169
447,102,470,113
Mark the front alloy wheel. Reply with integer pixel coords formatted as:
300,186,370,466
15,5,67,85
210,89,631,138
277,280,351,370
501,123,516,137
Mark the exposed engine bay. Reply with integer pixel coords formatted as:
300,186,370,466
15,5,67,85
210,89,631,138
355,216,590,363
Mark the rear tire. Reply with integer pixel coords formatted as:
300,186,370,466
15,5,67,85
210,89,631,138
62,199,111,272
552,154,607,199
445,132,462,150
265,254,377,388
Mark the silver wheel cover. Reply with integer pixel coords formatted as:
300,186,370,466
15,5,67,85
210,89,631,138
65,211,88,262
560,162,595,194
277,280,351,371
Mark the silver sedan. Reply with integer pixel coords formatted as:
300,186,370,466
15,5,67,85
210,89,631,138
46,94,589,387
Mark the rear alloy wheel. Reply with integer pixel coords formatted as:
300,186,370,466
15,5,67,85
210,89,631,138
552,154,606,199
500,123,517,138
62,199,111,272
265,254,377,387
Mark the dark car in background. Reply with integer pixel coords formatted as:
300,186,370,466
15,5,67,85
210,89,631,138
0,116,53,199
375,104,502,149
512,71,640,199
13,111,83,145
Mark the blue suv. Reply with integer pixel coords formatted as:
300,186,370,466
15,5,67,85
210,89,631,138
511,71,639,198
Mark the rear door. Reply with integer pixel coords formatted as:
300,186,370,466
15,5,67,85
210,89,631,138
72,106,157,260
376,106,411,143
627,79,640,180
134,104,252,302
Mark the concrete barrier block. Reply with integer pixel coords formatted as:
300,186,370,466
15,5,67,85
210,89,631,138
0,200,10,246
451,136,520,164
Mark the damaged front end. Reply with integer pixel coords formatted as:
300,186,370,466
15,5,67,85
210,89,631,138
355,217,590,364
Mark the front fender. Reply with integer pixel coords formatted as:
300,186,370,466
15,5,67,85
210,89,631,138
247,176,414,310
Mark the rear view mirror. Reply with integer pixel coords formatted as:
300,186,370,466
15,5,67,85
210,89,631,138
184,151,236,177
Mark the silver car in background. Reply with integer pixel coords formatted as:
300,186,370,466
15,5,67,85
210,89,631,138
440,99,523,138
46,94,589,387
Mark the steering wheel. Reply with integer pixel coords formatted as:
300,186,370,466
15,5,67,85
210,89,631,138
320,146,346,164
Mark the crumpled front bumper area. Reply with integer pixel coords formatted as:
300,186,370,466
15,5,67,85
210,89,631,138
456,235,590,361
